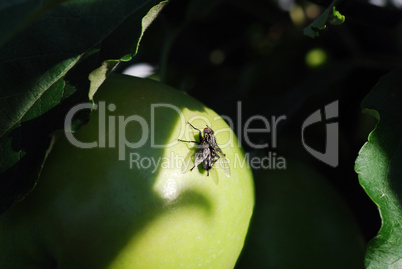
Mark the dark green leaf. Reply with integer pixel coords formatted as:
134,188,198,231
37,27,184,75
88,1,167,99
0,0,68,47
355,68,402,268
0,0,165,214
304,0,345,38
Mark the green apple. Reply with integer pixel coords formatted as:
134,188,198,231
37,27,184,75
0,74,255,269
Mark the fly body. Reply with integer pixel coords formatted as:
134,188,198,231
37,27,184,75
178,122,230,177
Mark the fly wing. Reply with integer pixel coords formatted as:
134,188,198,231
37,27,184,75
209,167,219,184
194,145,209,167
181,144,209,174
214,147,231,178
180,149,194,174
219,155,231,178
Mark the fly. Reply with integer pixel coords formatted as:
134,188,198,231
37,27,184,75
178,122,231,177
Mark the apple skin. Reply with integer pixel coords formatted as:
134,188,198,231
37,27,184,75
0,74,254,269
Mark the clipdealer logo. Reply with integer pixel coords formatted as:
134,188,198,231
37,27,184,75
63,100,339,171
301,100,339,167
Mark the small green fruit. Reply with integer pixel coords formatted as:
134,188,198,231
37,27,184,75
0,74,254,269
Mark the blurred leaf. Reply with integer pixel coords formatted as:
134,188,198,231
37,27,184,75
0,0,67,47
185,0,220,21
355,68,402,268
236,159,365,268
304,0,345,38
0,0,165,214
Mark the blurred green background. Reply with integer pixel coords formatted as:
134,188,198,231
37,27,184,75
115,0,402,267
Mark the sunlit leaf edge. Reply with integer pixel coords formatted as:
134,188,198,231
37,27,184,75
303,0,345,38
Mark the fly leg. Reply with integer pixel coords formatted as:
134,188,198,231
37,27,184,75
211,153,220,166
187,121,203,141
178,139,200,144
